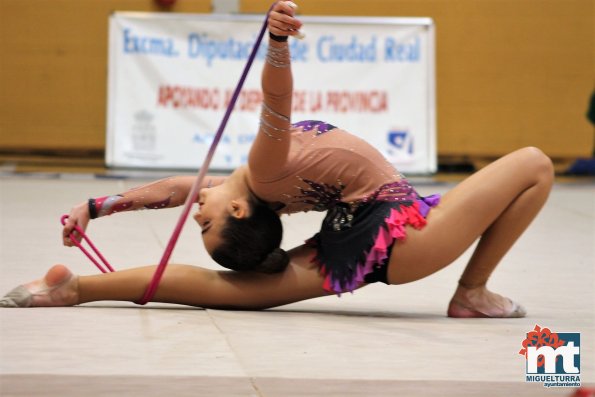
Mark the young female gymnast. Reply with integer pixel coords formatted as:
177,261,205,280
0,1,554,317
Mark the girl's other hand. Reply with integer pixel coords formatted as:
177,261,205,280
62,202,90,247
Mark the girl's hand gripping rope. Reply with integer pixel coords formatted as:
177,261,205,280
62,201,90,247
268,1,304,39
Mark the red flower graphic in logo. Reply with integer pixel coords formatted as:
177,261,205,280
519,324,566,367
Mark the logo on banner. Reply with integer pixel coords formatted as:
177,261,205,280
519,324,581,388
386,129,414,164
131,110,157,152
124,110,162,162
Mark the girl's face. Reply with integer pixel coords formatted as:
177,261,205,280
193,185,249,255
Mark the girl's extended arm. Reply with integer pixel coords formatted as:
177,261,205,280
62,175,226,246
248,1,302,181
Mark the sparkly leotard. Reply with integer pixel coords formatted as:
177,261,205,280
250,120,440,294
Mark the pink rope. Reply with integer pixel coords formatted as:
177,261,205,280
62,4,275,305
60,215,115,274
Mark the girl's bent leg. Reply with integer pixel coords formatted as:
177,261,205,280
387,147,554,317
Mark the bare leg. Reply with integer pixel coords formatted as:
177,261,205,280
79,245,329,309
2,245,330,309
387,147,554,317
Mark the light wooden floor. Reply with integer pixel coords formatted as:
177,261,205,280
0,175,593,396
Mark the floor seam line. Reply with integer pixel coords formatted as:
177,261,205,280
205,309,260,395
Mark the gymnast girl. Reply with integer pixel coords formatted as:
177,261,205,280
0,1,554,317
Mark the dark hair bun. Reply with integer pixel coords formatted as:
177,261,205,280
255,248,290,274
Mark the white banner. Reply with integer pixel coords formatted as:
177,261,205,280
107,12,436,173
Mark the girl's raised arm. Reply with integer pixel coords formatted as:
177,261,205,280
248,1,302,181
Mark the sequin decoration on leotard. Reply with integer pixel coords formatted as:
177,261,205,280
361,180,417,203
292,177,346,212
292,120,337,134
362,180,441,217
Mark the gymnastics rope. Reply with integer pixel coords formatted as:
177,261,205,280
62,3,275,305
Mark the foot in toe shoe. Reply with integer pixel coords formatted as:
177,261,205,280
447,298,526,318
0,265,78,308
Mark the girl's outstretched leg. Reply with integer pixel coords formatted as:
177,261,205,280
387,147,554,317
2,245,329,309
77,245,328,309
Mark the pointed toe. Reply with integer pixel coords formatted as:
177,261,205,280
0,286,33,308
